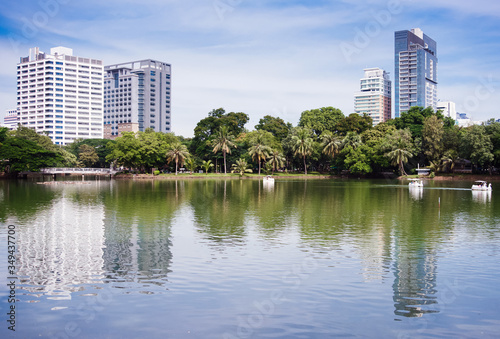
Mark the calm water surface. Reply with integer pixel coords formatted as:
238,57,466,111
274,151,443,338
0,178,499,338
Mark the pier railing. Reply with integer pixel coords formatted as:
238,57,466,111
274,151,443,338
40,168,117,175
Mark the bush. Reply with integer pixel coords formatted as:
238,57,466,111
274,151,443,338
153,170,160,176
429,171,435,178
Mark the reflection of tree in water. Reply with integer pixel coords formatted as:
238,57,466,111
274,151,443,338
101,180,180,288
190,180,249,246
0,180,59,222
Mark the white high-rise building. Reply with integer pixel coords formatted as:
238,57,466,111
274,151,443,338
103,60,172,138
17,47,104,145
436,101,456,120
354,68,391,125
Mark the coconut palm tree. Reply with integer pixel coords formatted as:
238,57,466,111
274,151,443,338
440,150,459,173
386,147,413,176
321,131,342,158
166,142,190,175
383,129,414,176
248,134,272,175
231,158,253,176
185,157,198,174
212,126,236,174
267,149,285,175
341,132,362,150
292,127,314,175
201,159,214,174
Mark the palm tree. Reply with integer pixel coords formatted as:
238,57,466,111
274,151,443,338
292,127,314,175
231,158,253,176
383,128,414,176
212,126,236,174
201,160,214,174
440,150,459,173
166,142,190,175
185,157,198,174
386,147,413,176
267,149,285,175
341,132,362,150
321,131,342,158
248,134,272,175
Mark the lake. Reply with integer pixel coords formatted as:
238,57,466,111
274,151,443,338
1,178,499,338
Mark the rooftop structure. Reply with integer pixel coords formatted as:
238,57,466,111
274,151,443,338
17,47,104,145
354,67,391,124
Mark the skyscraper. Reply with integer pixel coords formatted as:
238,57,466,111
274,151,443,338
394,28,437,117
17,47,104,145
354,67,391,125
103,60,172,138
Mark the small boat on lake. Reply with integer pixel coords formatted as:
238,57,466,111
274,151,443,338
471,181,492,191
408,178,423,188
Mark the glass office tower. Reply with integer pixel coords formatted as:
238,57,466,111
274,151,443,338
394,28,437,117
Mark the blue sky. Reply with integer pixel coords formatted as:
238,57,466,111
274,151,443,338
0,0,499,137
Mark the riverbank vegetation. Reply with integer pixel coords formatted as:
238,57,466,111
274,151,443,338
1,106,499,177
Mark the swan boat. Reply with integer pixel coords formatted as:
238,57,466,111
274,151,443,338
471,181,492,191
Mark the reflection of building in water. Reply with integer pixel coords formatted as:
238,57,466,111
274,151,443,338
16,195,105,300
358,226,392,281
102,213,172,287
393,246,438,317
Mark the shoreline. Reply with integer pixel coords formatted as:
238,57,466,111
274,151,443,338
113,173,500,181
2,172,499,181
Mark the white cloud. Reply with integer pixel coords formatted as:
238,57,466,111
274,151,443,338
1,0,499,135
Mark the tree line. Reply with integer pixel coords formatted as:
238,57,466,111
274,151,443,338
1,106,499,176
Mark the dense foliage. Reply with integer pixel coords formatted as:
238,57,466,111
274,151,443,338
1,106,499,176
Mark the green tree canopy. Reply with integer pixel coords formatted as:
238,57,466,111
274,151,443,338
461,125,494,171
191,108,249,160
79,144,99,167
106,132,142,170
390,106,443,139
106,130,177,172
343,145,372,175
0,137,62,173
422,115,444,164
10,126,57,152
0,126,62,173
255,115,292,142
0,127,8,144
298,107,344,137
66,138,115,168
335,113,373,136
484,120,500,166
